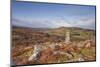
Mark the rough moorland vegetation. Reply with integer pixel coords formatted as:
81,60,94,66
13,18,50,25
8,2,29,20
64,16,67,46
12,26,96,65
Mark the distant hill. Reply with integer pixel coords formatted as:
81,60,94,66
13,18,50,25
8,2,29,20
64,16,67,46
12,26,95,42
12,26,95,31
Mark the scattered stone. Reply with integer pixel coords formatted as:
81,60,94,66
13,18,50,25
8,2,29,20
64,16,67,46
28,44,42,61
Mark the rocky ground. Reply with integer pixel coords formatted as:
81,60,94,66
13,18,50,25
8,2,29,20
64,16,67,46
12,27,96,65
12,40,96,65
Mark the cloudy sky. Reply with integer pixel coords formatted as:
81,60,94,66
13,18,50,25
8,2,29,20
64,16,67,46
12,1,96,30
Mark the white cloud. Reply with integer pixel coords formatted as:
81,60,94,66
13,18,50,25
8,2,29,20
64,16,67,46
73,17,95,30
12,17,95,30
